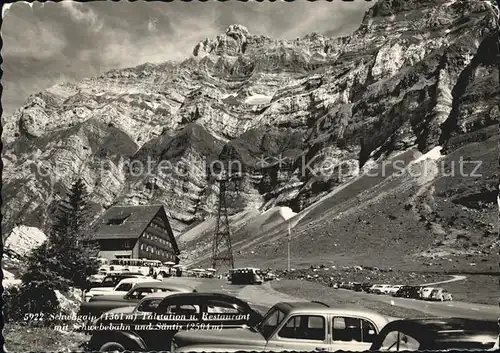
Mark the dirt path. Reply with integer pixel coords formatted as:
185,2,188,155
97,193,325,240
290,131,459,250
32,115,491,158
419,275,466,286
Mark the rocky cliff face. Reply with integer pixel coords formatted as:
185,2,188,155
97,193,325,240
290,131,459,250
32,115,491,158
2,0,498,268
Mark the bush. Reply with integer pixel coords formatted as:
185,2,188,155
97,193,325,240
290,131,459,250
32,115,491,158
4,286,25,323
3,284,61,325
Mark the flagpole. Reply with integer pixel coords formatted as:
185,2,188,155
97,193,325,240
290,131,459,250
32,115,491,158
287,222,291,271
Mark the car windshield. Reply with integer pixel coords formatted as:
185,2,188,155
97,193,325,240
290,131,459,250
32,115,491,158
256,308,286,340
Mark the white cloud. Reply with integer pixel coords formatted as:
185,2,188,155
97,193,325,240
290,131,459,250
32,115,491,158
148,17,158,32
61,0,103,32
2,10,67,61
2,3,13,18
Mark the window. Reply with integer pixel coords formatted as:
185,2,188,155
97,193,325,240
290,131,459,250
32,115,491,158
259,309,286,339
380,331,420,351
127,287,168,300
332,317,377,343
102,277,115,285
140,243,145,250
205,301,243,314
137,298,163,312
165,304,200,315
127,288,154,299
115,283,134,292
279,315,325,341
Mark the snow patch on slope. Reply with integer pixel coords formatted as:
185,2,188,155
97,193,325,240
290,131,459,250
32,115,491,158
411,146,443,164
244,94,272,105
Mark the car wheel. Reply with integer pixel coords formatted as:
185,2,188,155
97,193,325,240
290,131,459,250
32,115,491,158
99,342,126,352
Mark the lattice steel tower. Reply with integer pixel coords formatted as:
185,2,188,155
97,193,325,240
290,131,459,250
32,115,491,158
211,145,243,270
211,172,235,270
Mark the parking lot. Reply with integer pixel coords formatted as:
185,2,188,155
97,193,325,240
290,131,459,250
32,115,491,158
168,276,499,321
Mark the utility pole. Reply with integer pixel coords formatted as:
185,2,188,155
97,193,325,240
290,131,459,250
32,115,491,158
287,222,291,271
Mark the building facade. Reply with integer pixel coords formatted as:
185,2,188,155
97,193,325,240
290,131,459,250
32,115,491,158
94,205,180,263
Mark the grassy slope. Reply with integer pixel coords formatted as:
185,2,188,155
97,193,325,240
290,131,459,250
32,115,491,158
221,131,499,274
4,324,89,352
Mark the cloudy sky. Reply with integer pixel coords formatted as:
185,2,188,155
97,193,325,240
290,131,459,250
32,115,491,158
2,0,375,116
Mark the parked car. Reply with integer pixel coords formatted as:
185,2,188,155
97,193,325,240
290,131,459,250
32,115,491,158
84,277,156,302
379,285,393,295
87,273,107,284
172,301,390,352
361,283,372,292
96,291,175,318
429,288,453,301
229,268,264,285
369,284,391,294
342,282,354,290
369,318,498,351
79,281,196,317
87,292,263,352
393,286,421,299
388,285,403,296
352,282,363,292
86,272,145,290
264,272,276,281
420,287,435,300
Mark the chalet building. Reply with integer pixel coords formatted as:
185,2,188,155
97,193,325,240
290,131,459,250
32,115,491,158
94,205,180,263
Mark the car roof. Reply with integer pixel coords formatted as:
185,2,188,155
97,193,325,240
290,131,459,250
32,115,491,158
273,302,389,325
132,281,195,290
381,318,498,337
139,292,175,300
108,271,143,275
118,277,151,284
157,292,251,306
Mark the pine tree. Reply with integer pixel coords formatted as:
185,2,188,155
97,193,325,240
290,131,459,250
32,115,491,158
19,242,70,318
49,177,100,289
22,178,100,295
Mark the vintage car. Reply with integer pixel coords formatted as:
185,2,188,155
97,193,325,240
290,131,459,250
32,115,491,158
429,288,453,301
369,318,498,351
229,268,264,285
264,272,276,281
368,284,390,294
352,282,363,292
85,272,145,290
361,283,372,292
79,281,196,317
172,301,390,352
393,286,421,299
419,287,435,300
87,292,263,352
95,291,175,318
84,277,156,302
387,285,403,296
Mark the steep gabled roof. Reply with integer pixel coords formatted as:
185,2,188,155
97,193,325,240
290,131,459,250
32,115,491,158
94,205,163,240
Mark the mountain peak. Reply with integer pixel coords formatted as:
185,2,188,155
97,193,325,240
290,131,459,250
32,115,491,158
193,24,254,57
225,24,251,38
